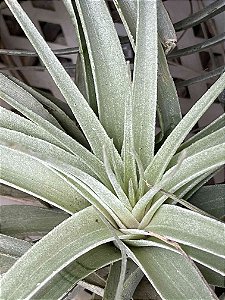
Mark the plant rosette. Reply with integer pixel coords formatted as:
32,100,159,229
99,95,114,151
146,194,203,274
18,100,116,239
0,0,225,299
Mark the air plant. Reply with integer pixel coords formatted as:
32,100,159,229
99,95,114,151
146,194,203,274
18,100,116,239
0,0,225,299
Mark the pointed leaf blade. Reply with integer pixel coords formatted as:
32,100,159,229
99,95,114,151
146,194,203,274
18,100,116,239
4,0,118,160
5,74,87,145
157,42,182,140
145,71,225,184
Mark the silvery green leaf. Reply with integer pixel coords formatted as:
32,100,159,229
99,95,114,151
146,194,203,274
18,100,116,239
114,0,137,47
157,42,182,141
74,52,88,99
0,145,88,214
39,158,139,228
0,127,109,186
121,261,143,300
143,143,225,225
123,236,225,276
103,261,123,300
4,0,120,161
63,0,98,113
0,206,116,300
54,171,123,229
122,73,137,196
103,146,131,210
0,74,63,131
34,244,120,300
168,127,225,168
178,113,225,152
0,234,31,274
181,245,225,276
133,154,186,222
132,0,157,167
35,89,75,121
162,144,225,195
4,74,87,146
0,107,64,149
197,264,225,288
0,80,111,184
75,0,132,150
157,0,177,54
145,71,225,184
175,170,217,200
146,204,225,258
127,246,217,299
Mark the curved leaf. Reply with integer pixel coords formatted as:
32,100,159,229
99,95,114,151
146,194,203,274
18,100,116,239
103,261,122,300
181,245,225,276
157,0,177,53
4,0,120,161
163,144,225,193
146,204,225,258
133,162,182,222
0,107,64,149
63,0,98,113
145,71,225,184
54,170,124,229
103,146,131,210
146,169,220,225
34,244,120,300
0,145,88,214
0,234,31,274
114,0,137,47
0,206,116,300
123,235,225,276
168,127,225,168
178,113,225,152
38,158,140,228
127,246,217,299
0,127,109,186
114,1,181,147
0,74,63,131
0,80,109,184
5,74,87,145
35,89,75,121
197,264,225,288
122,72,137,196
143,143,225,223
122,260,143,300
176,170,218,199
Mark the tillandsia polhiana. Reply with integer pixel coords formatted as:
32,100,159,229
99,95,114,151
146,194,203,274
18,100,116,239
0,0,225,299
